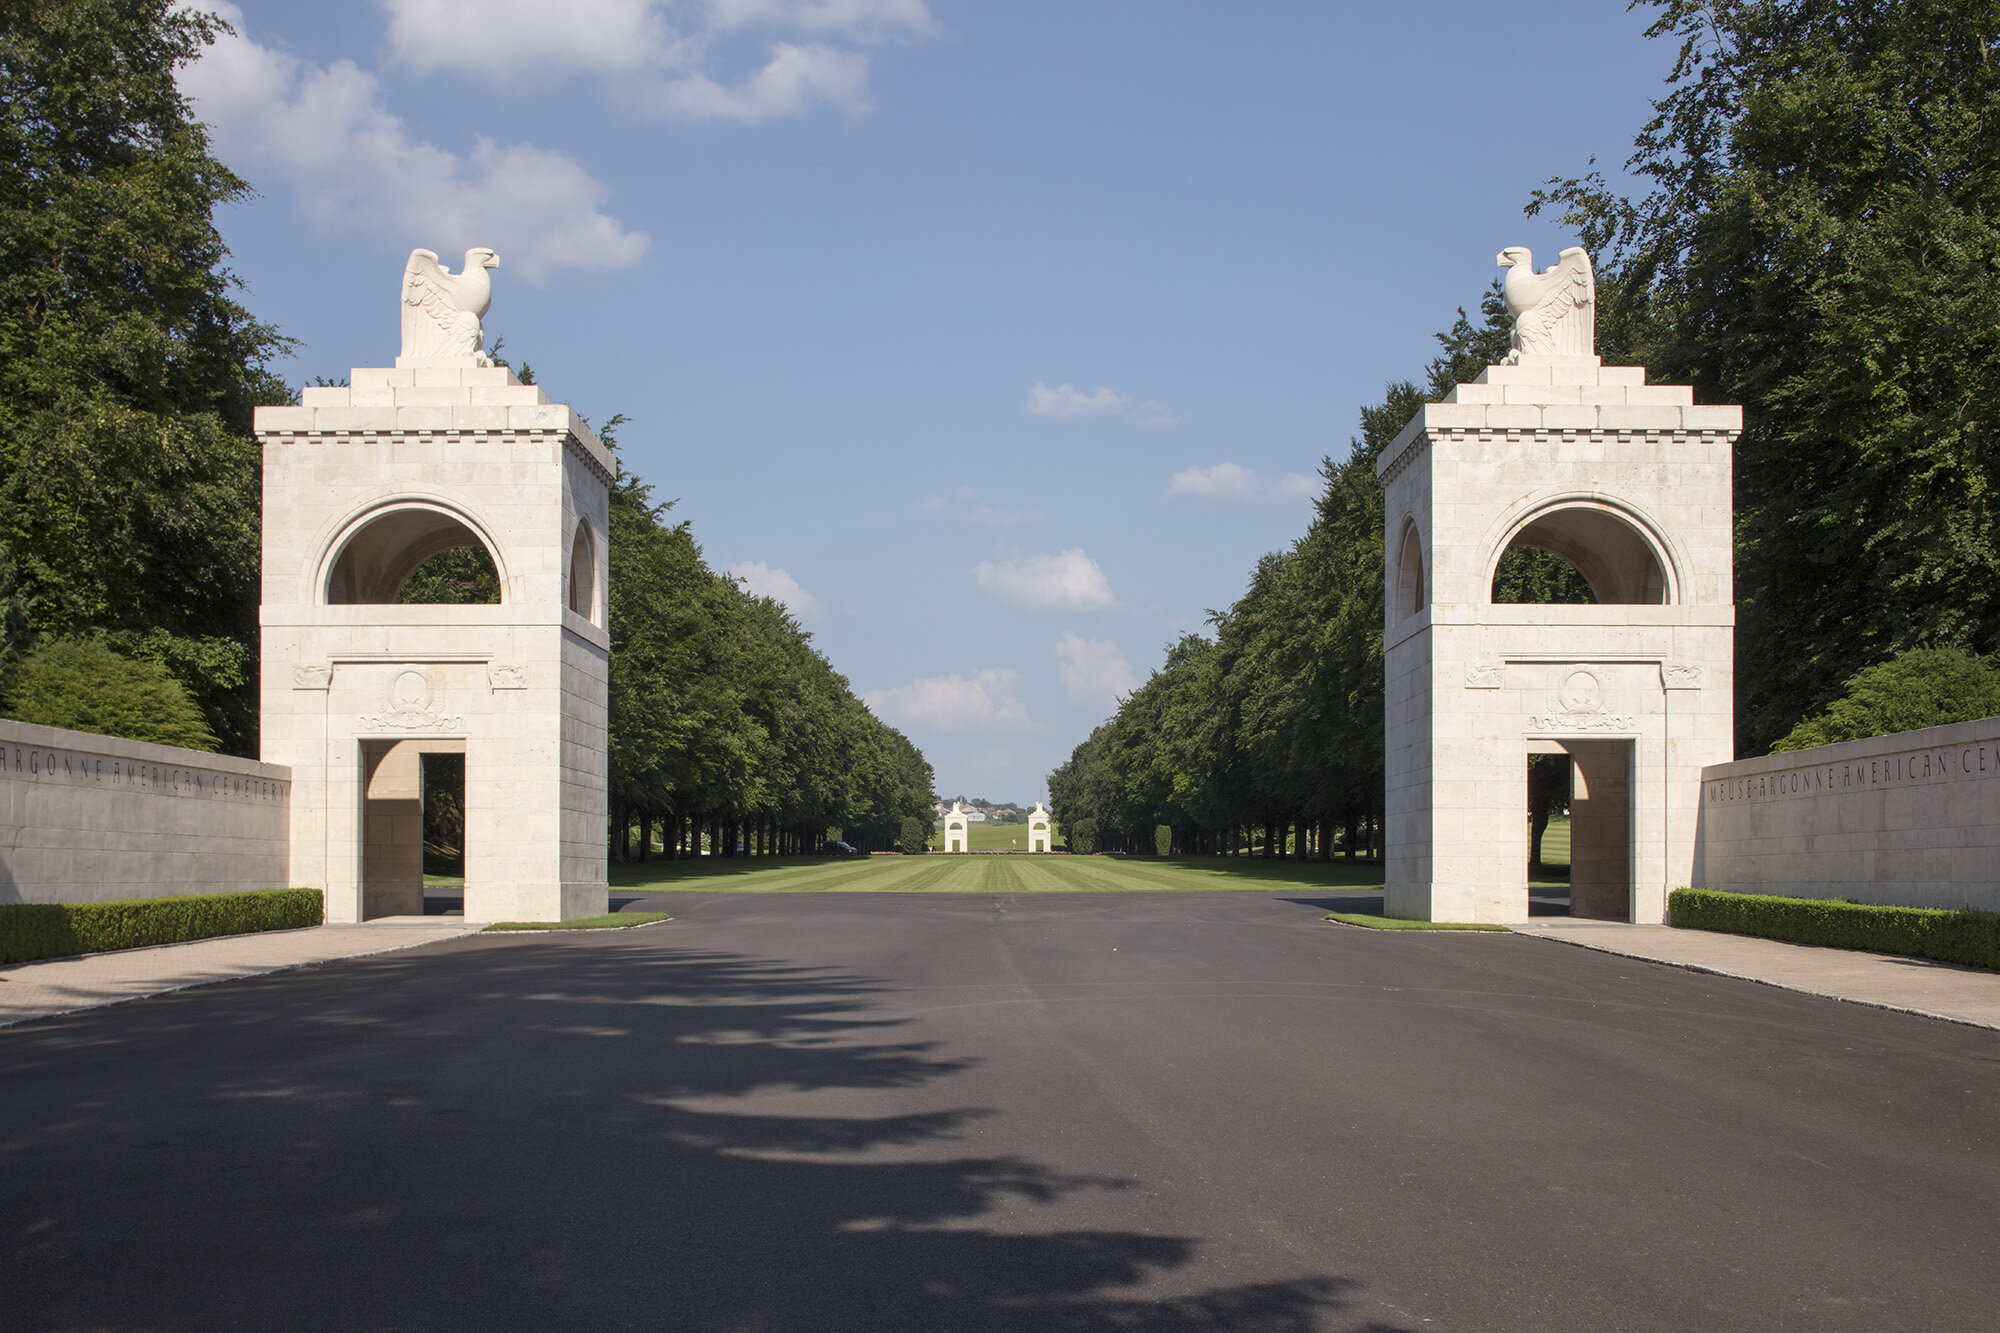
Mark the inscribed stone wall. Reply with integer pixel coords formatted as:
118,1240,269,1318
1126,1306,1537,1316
1694,716,2000,912
0,719,291,904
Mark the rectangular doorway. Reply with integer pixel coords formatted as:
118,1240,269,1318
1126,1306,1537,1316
1526,738,1633,921
360,738,466,920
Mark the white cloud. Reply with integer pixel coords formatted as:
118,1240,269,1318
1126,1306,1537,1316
1024,382,1181,426
972,549,1116,613
1166,462,1316,504
919,486,1036,527
704,0,937,37
640,42,870,120
1054,632,1138,707
863,669,1028,733
1025,382,1128,419
180,4,649,282
382,0,687,78
379,0,928,121
729,560,820,617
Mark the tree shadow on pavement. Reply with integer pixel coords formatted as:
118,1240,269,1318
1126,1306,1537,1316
0,936,1392,1332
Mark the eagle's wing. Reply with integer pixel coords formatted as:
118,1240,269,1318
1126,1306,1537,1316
404,248,459,320
1518,247,1596,355
401,248,477,358
1553,246,1594,313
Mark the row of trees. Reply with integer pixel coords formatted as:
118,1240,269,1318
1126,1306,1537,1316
1053,0,2000,852
1047,300,1529,859
606,453,935,859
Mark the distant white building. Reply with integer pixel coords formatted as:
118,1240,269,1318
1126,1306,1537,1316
1028,802,1052,853
942,802,971,853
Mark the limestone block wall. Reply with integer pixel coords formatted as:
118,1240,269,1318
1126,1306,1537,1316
559,628,610,911
0,720,291,904
1694,717,2000,911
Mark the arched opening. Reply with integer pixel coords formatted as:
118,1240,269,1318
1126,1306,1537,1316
1395,522,1426,617
568,520,597,622
326,505,503,605
1490,505,1670,605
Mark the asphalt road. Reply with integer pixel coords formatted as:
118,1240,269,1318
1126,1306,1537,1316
3,892,1997,1332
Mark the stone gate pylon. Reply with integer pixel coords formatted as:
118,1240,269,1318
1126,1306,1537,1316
255,247,611,923
1377,246,1739,924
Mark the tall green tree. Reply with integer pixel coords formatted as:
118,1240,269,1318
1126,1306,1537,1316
0,0,290,752
1534,0,2000,752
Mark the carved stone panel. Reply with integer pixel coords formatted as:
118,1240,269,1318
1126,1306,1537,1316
1465,662,1505,689
1662,662,1702,690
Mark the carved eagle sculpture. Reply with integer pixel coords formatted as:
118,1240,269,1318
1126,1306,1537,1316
399,247,500,363
1497,245,1595,361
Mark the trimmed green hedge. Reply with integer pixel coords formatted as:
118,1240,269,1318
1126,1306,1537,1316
1670,888,2000,970
0,889,323,965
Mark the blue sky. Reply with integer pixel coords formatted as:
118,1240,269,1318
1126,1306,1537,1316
184,1,1675,803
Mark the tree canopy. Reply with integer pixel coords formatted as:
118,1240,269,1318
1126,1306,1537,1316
0,0,290,752
1533,0,2000,753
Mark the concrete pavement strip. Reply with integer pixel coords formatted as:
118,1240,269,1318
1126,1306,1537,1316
0,922,482,1028
1513,920,2000,1031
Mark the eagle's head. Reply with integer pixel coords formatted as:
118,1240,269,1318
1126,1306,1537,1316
1496,246,1534,270
468,247,500,271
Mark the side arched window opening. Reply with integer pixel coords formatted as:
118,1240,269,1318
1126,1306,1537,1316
1395,524,1426,618
568,521,597,622
1490,507,1667,605
326,508,502,605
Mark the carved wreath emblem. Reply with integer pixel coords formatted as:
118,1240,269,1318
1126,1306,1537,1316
1529,668,1635,732
359,666,463,732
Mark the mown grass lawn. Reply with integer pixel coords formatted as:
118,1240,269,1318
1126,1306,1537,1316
610,852,1387,894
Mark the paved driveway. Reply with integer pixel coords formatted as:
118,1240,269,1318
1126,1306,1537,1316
3,892,1996,1331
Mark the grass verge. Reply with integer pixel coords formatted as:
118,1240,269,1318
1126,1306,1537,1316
485,912,672,932
0,889,324,965
610,853,1386,894
1670,888,2000,969
1325,912,1508,931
